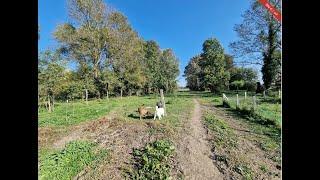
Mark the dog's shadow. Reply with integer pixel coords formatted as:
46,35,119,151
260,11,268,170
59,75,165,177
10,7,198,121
128,113,154,120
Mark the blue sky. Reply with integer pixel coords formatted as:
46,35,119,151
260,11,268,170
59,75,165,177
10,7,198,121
39,0,253,87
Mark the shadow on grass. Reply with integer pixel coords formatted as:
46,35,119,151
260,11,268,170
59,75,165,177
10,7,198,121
128,113,155,120
224,108,281,141
259,98,281,104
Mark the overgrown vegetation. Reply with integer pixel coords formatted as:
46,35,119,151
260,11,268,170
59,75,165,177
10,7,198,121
203,113,237,148
39,140,108,180
126,139,175,180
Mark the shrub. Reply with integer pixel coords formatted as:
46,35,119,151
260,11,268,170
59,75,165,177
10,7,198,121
128,140,175,180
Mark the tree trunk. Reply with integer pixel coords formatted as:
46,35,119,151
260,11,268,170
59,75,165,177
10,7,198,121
106,90,109,100
120,88,123,99
85,89,88,105
52,95,55,112
47,95,51,113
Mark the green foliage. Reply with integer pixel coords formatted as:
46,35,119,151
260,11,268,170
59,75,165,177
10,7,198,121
230,0,281,88
143,41,179,93
229,67,258,91
127,140,175,180
262,49,281,89
200,38,230,92
184,55,204,91
230,80,245,90
39,140,108,180
49,0,180,100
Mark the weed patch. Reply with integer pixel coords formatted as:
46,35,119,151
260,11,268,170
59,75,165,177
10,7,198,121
126,139,175,180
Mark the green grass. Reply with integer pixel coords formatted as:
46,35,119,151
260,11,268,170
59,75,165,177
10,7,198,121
126,139,175,180
197,91,281,128
38,99,120,126
203,113,237,148
39,140,108,180
39,93,194,128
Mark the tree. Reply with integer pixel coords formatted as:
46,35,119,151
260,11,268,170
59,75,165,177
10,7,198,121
54,0,110,98
159,49,179,93
229,67,258,91
107,12,146,97
143,40,162,93
184,55,204,91
200,38,230,92
230,0,281,89
38,50,68,112
230,80,245,91
224,54,235,71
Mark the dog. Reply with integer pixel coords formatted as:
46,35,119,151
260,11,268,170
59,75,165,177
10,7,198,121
138,104,152,120
154,102,165,120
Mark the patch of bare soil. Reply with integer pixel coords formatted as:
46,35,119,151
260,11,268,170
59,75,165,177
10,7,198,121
174,99,224,180
202,104,281,180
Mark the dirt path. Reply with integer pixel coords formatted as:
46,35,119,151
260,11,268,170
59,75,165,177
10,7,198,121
201,103,281,179
175,99,223,180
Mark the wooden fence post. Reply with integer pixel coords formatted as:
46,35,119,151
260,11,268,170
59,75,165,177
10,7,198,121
253,96,257,111
66,99,68,121
85,89,88,105
263,91,266,98
160,89,166,116
236,94,240,109
72,98,74,117
278,90,281,99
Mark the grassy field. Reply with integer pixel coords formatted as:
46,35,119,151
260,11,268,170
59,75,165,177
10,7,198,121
38,90,281,179
198,91,281,127
38,92,195,179
38,93,194,128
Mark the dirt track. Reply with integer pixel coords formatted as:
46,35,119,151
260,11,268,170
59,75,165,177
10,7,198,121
174,99,223,179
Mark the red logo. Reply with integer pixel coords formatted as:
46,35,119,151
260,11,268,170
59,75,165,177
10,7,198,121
259,0,281,22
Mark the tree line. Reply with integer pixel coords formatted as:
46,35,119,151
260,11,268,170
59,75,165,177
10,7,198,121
38,0,179,112
184,0,281,92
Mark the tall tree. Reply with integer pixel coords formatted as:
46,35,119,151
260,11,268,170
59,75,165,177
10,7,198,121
160,49,179,93
107,12,146,97
54,0,110,98
143,40,162,93
200,38,230,92
184,55,203,91
230,0,281,89
38,50,68,112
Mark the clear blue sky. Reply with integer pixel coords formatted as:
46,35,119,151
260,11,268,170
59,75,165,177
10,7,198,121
39,0,253,87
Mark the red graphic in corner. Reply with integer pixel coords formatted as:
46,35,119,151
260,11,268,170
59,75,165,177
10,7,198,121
259,0,281,22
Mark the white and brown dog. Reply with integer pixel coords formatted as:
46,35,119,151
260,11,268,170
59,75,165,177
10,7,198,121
154,101,165,120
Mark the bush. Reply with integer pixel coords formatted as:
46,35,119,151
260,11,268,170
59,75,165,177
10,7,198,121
128,140,175,180
243,82,257,91
230,80,245,90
